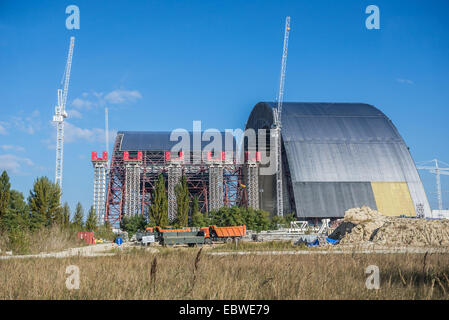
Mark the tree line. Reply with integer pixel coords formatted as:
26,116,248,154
0,170,103,233
121,173,296,235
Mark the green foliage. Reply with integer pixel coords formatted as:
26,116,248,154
206,207,271,232
72,202,84,230
27,177,62,229
192,196,199,214
269,212,296,230
191,211,205,227
95,221,116,241
149,174,168,227
175,176,189,227
0,170,11,218
1,189,29,232
6,228,31,255
121,214,147,236
85,206,98,231
62,202,70,228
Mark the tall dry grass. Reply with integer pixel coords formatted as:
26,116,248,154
0,249,448,299
0,224,85,255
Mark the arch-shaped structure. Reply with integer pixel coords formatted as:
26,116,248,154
245,102,431,218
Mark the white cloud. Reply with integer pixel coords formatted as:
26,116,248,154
70,89,142,110
64,122,117,144
0,154,34,174
104,89,142,104
67,109,83,119
11,109,41,134
396,78,414,85
0,124,6,135
72,97,94,110
1,145,25,152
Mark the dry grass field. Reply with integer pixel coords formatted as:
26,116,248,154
1,247,448,299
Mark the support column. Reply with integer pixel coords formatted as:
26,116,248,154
167,164,182,222
209,164,224,211
245,152,260,210
91,152,108,225
124,151,142,217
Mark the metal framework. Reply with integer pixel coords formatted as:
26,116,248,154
208,162,224,211
244,152,260,209
104,133,246,226
274,16,291,216
417,159,449,211
124,152,142,217
168,163,183,222
53,36,75,189
91,152,108,225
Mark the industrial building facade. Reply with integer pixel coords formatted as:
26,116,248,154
94,102,431,224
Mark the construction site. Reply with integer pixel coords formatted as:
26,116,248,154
48,17,448,247
1,4,449,303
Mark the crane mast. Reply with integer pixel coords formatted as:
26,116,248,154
53,36,75,189
274,16,291,216
417,159,449,212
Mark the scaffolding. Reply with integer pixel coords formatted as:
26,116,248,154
91,151,108,225
104,133,245,226
244,152,260,209
124,151,142,217
167,164,183,222
208,152,225,211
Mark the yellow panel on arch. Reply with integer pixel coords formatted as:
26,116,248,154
370,182,416,217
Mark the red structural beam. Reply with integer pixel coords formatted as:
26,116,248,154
207,151,225,162
165,151,184,162
91,151,108,161
244,151,261,162
124,151,143,161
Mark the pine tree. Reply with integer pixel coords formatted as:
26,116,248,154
192,195,199,215
0,170,11,219
73,202,84,229
62,202,71,228
149,174,168,227
175,176,189,227
28,176,62,229
1,189,28,231
85,206,97,231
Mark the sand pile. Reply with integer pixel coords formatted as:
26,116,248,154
329,206,449,247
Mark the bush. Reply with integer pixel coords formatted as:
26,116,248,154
95,222,116,241
121,215,147,236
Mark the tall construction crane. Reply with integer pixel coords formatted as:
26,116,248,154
53,36,75,188
416,159,449,211
273,16,291,216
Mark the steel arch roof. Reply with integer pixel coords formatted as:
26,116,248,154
246,102,431,218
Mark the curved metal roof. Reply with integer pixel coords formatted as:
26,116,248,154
118,131,237,152
246,102,431,218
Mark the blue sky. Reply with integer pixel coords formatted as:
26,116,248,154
0,0,448,218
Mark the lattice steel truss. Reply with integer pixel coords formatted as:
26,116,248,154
209,164,224,211
91,152,108,225
104,133,246,226
125,161,141,217
168,164,182,222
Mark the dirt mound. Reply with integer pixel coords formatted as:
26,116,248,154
333,206,449,247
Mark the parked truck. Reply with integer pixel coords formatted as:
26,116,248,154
136,225,246,246
204,225,246,243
